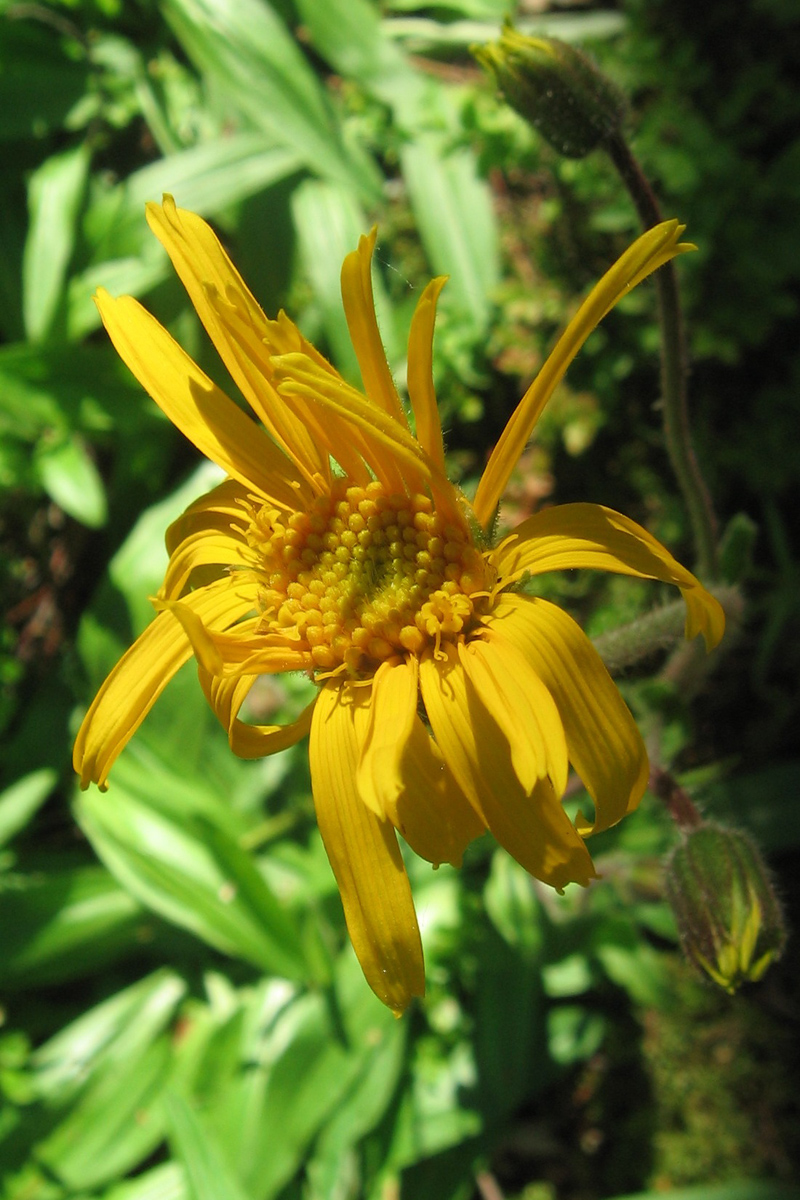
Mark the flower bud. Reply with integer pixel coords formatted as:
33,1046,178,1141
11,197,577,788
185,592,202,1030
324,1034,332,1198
665,822,786,993
472,28,626,158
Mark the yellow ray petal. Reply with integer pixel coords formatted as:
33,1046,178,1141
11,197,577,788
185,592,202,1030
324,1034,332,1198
161,525,254,600
486,593,648,834
387,714,485,868
356,659,419,818
146,196,329,486
407,276,448,473
340,228,407,425
457,638,568,797
419,645,595,889
494,502,725,651
73,579,254,790
274,353,465,529
95,289,310,513
198,669,316,760
165,479,251,557
153,600,313,677
310,681,425,1014
473,221,693,527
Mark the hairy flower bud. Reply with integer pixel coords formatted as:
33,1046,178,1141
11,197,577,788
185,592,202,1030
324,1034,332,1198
472,28,626,158
665,823,786,993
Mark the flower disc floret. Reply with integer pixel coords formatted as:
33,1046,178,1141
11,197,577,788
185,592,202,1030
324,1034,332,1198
248,480,492,673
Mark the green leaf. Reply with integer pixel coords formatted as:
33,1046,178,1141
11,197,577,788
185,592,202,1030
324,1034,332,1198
236,993,365,1199
0,867,143,986
295,0,428,125
291,180,398,381
31,969,186,1103
35,1035,173,1190
0,768,56,848
23,143,91,342
34,433,108,527
401,138,499,332
164,1092,251,1200
75,784,308,981
161,0,381,203
102,1162,187,1200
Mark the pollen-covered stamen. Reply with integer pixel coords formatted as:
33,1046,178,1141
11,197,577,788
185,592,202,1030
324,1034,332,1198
247,480,493,673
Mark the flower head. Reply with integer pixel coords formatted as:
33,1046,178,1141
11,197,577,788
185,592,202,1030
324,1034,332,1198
74,197,724,1013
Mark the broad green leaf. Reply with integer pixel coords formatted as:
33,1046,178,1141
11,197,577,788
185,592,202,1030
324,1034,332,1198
35,1036,173,1190
23,143,91,341
161,0,381,203
295,0,428,125
0,768,56,848
31,969,186,1103
0,866,142,986
164,1092,251,1200
401,139,499,332
483,849,545,956
103,1163,187,1200
35,433,108,527
76,785,307,980
236,993,365,1199
67,138,304,337
124,137,303,223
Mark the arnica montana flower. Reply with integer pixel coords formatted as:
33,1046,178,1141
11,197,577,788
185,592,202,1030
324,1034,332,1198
74,197,724,1014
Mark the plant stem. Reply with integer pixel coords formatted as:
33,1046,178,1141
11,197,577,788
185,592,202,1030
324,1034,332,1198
606,134,719,579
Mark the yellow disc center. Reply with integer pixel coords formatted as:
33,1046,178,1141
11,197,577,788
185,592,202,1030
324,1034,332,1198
248,480,490,673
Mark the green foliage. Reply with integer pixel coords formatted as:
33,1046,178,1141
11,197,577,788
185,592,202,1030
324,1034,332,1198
2,0,799,1197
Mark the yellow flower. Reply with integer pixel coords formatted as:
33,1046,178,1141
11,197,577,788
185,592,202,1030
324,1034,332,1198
74,196,724,1014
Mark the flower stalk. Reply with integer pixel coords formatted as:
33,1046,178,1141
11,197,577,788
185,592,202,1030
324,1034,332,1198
605,134,719,580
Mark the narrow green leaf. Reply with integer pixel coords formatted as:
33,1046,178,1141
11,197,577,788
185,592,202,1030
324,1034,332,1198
162,0,381,203
103,1162,187,1200
295,0,428,124
401,138,499,332
34,433,108,527
36,1036,173,1191
164,1092,251,1200
23,144,91,342
291,179,402,382
0,768,56,848
75,785,308,981
0,867,142,986
31,969,186,1103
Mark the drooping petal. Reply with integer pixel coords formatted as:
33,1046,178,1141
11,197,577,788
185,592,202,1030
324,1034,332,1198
310,681,425,1014
387,713,485,868
161,525,254,600
357,659,419,818
146,196,329,488
154,600,313,677
457,638,568,798
473,221,694,527
485,593,648,834
493,502,725,651
73,579,254,789
406,276,448,473
164,478,250,557
94,289,309,513
340,228,407,426
419,645,595,889
198,669,316,760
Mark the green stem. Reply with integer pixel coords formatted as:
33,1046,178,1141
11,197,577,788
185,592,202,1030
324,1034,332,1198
606,134,719,579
